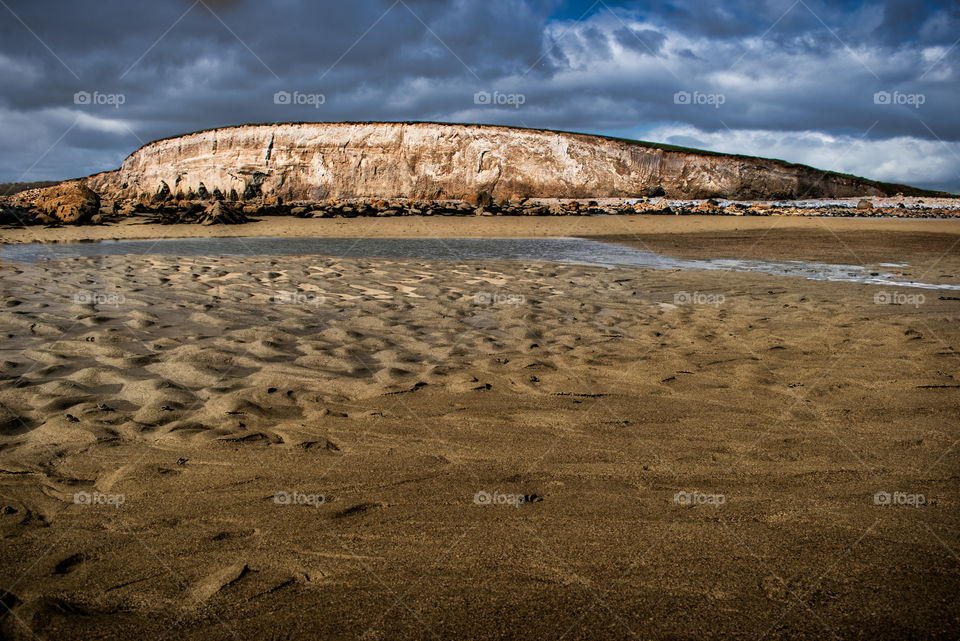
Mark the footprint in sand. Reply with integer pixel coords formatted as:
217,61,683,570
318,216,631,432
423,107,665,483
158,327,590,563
53,552,87,575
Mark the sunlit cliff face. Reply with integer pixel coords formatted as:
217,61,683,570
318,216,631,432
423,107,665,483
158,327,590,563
86,122,888,202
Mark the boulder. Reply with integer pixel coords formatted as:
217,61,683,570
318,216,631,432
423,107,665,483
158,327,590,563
11,180,99,224
98,199,118,217
857,199,873,210
0,204,31,226
695,202,721,213
118,202,138,216
198,201,249,225
466,191,493,208
154,181,172,202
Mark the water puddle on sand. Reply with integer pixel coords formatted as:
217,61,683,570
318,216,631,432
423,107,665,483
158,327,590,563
2,236,958,291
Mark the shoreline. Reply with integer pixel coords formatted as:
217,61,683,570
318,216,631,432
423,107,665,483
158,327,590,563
5,214,958,287
3,213,960,246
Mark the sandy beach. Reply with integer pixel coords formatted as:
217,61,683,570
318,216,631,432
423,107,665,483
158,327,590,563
1,217,958,639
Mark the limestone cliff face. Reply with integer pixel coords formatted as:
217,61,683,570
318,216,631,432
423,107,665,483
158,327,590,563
86,122,886,201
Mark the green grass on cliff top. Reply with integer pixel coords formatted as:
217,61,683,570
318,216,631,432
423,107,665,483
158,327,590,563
106,121,959,198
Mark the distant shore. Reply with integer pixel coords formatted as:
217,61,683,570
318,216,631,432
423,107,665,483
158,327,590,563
3,210,960,243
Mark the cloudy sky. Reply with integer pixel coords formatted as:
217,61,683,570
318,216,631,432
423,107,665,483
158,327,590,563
1,0,957,191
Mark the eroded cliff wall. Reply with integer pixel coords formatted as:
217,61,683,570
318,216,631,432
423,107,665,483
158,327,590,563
86,122,887,201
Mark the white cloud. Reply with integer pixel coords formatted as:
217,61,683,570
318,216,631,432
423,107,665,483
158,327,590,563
0,106,135,181
521,11,960,190
29,107,133,136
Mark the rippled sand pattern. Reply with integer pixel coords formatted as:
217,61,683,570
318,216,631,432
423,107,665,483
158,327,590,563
0,251,958,639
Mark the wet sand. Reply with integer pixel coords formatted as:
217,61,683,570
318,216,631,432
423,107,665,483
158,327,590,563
2,213,960,244
0,218,958,639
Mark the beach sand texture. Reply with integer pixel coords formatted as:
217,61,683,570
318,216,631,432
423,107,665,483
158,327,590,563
0,218,958,639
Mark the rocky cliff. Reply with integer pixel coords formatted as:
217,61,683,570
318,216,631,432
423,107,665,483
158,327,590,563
85,122,900,202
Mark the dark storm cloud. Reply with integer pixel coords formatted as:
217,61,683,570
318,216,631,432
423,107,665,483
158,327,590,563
200,0,245,8
614,27,667,55
0,0,957,190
